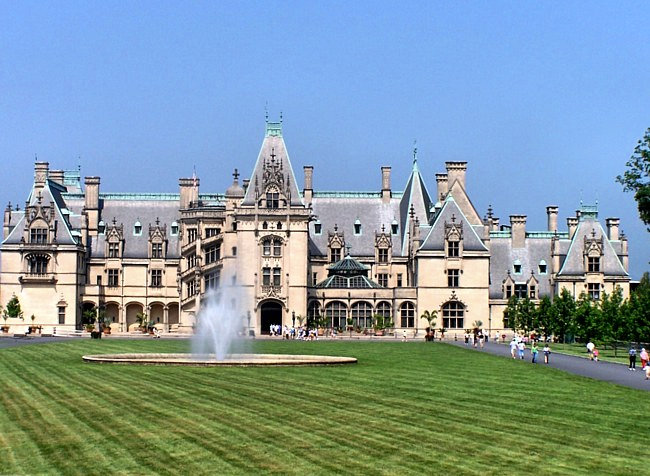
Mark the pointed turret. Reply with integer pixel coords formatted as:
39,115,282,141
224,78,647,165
399,150,433,253
241,120,304,208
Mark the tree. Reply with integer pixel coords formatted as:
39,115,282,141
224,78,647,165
3,295,24,320
420,309,438,331
617,127,650,230
623,272,650,343
551,288,575,343
599,287,624,341
574,293,603,342
536,296,554,340
504,296,519,331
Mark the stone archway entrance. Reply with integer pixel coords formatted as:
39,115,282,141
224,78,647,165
260,301,283,335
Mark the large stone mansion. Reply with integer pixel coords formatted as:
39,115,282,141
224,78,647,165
0,120,631,335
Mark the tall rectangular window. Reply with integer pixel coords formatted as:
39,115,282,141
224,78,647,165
273,240,282,256
108,269,119,287
151,242,163,258
205,270,220,290
587,257,600,273
312,272,318,286
447,269,459,288
262,267,271,286
331,247,341,263
186,280,196,297
397,273,403,287
187,253,197,269
588,283,600,300
108,242,120,258
378,273,388,287
378,248,389,264
266,192,279,208
273,267,281,286
205,245,221,264
150,269,162,287
529,285,536,299
447,240,459,258
187,228,198,243
58,306,65,325
30,228,48,244
96,275,102,286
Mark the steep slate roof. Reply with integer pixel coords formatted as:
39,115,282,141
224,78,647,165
420,195,488,252
3,179,77,245
88,199,181,259
242,122,303,207
557,218,627,277
489,238,553,299
309,195,403,257
399,159,433,254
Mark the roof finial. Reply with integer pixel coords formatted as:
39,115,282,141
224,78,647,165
413,139,418,162
233,168,239,182
280,111,283,123
345,244,351,256
265,102,269,122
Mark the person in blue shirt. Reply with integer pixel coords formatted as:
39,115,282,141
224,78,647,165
628,346,637,371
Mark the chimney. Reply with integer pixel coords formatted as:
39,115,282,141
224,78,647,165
179,178,199,209
606,217,620,241
567,216,579,240
435,173,448,201
546,206,558,232
621,233,628,272
50,170,64,185
492,217,500,231
84,176,100,232
445,162,467,190
303,166,314,204
3,202,12,239
510,215,527,248
34,161,49,193
381,166,391,202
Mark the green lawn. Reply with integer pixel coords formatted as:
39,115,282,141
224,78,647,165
0,339,647,475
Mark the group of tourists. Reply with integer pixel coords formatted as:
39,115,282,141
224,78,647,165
269,324,318,341
463,331,491,348
509,336,551,364
627,346,650,379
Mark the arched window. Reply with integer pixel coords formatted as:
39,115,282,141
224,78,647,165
442,301,465,329
98,221,105,234
513,259,522,274
376,301,392,320
170,221,179,236
133,220,142,236
262,237,282,257
538,260,547,274
351,302,373,328
354,219,362,235
324,301,347,329
27,254,49,275
400,302,415,328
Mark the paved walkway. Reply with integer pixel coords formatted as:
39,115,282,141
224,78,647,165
448,340,650,392
0,335,69,350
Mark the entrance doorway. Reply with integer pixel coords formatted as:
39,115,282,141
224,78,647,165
260,301,283,334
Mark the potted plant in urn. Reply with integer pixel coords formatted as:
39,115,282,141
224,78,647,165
3,295,24,333
135,312,148,333
373,314,393,336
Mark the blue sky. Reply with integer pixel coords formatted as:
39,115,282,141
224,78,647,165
1,1,649,278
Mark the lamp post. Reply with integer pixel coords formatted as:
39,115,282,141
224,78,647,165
292,311,295,328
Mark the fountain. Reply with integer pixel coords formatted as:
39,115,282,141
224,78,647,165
83,285,357,367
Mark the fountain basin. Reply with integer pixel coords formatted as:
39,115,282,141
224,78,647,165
82,353,358,367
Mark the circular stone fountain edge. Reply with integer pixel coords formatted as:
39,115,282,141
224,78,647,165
82,353,358,366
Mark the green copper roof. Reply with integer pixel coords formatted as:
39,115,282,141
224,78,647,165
328,255,369,275
265,121,282,137
315,274,383,289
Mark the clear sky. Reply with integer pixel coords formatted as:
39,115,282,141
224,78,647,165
1,1,649,278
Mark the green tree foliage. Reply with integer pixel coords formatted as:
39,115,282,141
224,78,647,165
550,288,575,342
599,287,624,340
623,272,650,342
504,297,537,334
573,293,602,342
617,127,650,229
420,309,438,330
536,295,554,339
3,295,24,319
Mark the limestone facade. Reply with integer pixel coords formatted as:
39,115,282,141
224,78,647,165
0,121,630,335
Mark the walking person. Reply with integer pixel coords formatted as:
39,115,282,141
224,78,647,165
629,346,637,371
517,340,526,360
464,333,470,346
509,338,518,359
640,348,648,370
587,341,595,361
592,347,599,362
531,341,539,364
543,343,551,364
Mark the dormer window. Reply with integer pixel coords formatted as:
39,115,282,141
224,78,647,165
266,192,279,209
447,239,459,258
587,257,600,273
98,221,105,234
354,219,362,236
314,221,322,235
513,259,522,274
151,242,163,259
108,241,120,258
538,260,547,274
170,222,179,236
330,246,341,263
378,248,389,264
30,227,48,244
133,221,142,236
391,220,399,235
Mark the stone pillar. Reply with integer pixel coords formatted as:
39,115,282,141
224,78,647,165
34,161,49,193
84,176,100,232
546,205,558,232
303,166,313,204
510,215,527,248
381,166,391,202
445,162,467,189
179,177,199,209
567,216,579,240
435,173,448,201
4,202,12,239
606,217,620,241
163,306,169,332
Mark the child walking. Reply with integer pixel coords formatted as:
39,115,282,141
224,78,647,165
531,342,539,364
543,343,551,364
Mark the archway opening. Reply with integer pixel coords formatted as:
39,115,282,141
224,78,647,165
260,301,283,334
